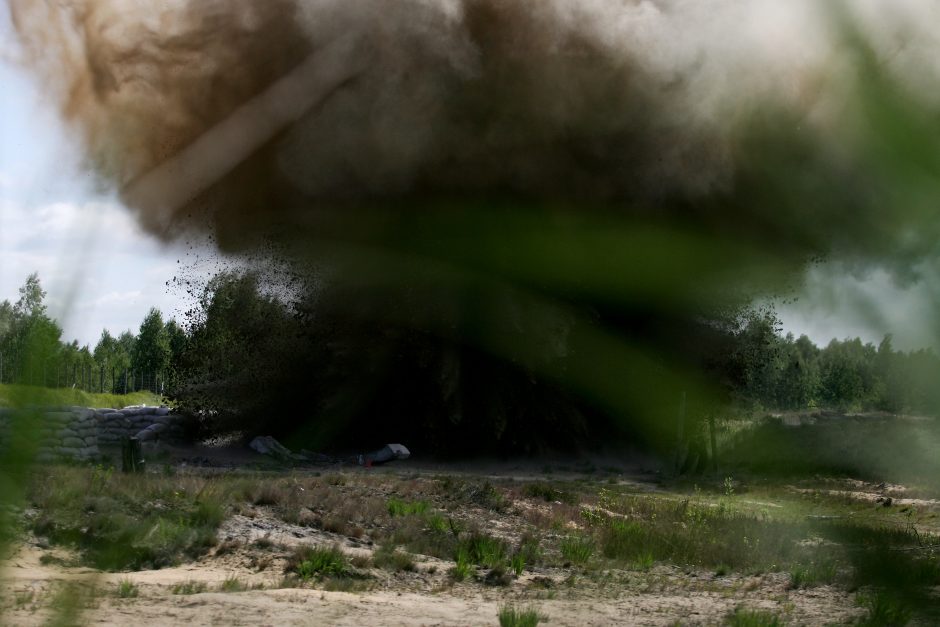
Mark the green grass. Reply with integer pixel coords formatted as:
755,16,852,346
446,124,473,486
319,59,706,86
856,592,912,627
456,533,509,569
560,535,594,565
789,560,838,588
116,579,139,598
29,466,225,571
724,607,786,627
498,604,545,627
386,497,431,516
0,383,162,410
287,545,350,580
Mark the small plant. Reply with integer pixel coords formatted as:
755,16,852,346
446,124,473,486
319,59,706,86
387,498,431,516
723,476,736,498
724,606,785,627
456,533,508,569
219,576,246,592
116,579,139,598
451,549,472,582
633,551,655,571
560,535,594,565
510,553,525,576
171,580,207,595
287,545,349,580
498,604,545,627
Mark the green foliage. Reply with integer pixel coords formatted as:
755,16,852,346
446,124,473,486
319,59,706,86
132,308,171,382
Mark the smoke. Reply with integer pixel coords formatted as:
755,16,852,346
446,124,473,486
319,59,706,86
12,0,934,251
10,0,940,447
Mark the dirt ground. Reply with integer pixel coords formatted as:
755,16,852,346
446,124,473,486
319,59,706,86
1,452,870,626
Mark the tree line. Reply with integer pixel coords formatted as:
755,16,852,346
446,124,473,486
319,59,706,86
730,309,940,415
5,271,939,447
0,273,185,393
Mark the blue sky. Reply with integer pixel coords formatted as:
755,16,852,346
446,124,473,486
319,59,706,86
0,48,201,346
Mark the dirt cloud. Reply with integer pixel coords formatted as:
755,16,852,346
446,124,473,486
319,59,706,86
8,0,940,271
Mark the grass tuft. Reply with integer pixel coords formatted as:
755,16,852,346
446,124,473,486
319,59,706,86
387,498,431,516
724,607,786,627
116,579,139,598
286,545,350,580
560,535,594,565
171,580,207,595
373,545,417,572
498,604,545,627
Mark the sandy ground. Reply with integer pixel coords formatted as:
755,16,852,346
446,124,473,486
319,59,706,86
0,451,877,625
2,538,862,626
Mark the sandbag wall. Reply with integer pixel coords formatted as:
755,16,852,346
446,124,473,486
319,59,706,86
0,405,187,463
0,406,100,462
95,406,187,445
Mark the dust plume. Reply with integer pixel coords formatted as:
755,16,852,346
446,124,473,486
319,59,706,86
12,0,938,263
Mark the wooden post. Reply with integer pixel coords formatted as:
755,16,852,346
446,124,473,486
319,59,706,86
674,390,687,474
709,414,719,473
121,437,145,473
